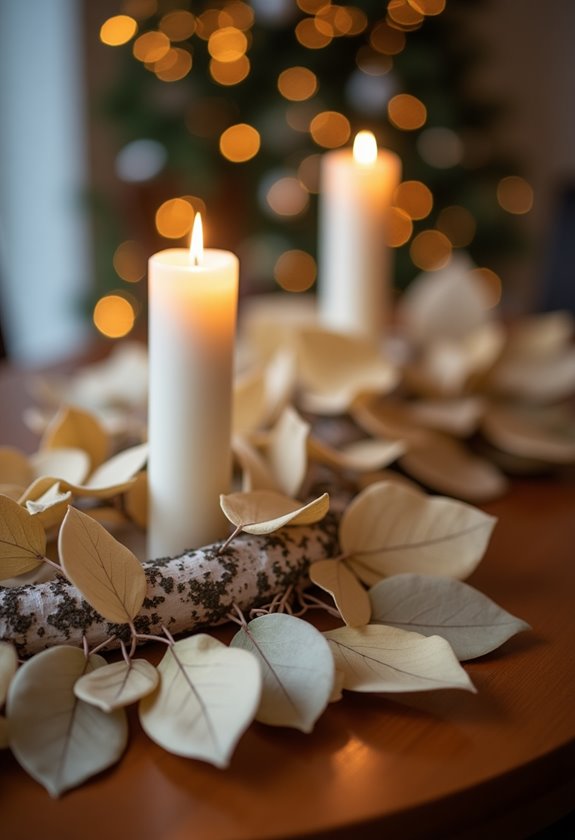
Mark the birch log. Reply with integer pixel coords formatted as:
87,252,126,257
0,514,340,658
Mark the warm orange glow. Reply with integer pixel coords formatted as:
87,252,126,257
93,295,135,339
196,9,221,40
388,93,427,130
409,0,446,15
332,7,354,35
210,55,250,85
277,67,318,101
100,15,138,46
219,123,260,162
266,178,309,217
223,2,255,31
122,0,157,20
159,10,196,40
345,6,369,35
437,205,476,247
393,180,433,220
133,31,170,63
274,250,317,292
189,213,204,266
370,20,405,54
310,111,351,148
155,48,192,82
208,26,248,62
497,176,534,215
410,230,452,270
113,240,147,283
353,131,378,165
297,153,322,193
385,207,413,247
155,198,195,239
387,0,424,27
295,18,332,49
470,267,502,309
296,0,326,12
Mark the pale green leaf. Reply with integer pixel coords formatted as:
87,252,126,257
139,635,261,768
341,481,496,585
231,614,335,733
74,659,159,712
0,494,46,579
220,490,329,535
0,641,18,706
324,624,475,693
310,559,371,627
369,574,531,660
58,506,147,624
6,646,128,796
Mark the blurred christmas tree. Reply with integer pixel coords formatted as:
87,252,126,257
89,0,532,340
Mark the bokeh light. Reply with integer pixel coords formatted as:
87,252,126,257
388,93,427,130
410,229,452,270
469,267,503,308
370,21,405,54
295,18,333,49
133,31,170,63
355,46,393,76
385,207,413,247
93,295,136,339
100,15,138,47
219,123,261,162
196,9,221,40
296,0,326,12
277,67,318,102
266,177,309,217
158,10,196,40
497,176,534,214
210,55,250,85
122,0,157,20
223,2,255,30
113,240,147,283
155,198,195,239
417,127,463,168
297,153,322,193
409,0,447,16
208,27,248,62
155,48,192,82
310,110,351,148
393,180,433,220
345,7,369,35
387,0,424,27
274,250,317,292
436,205,477,247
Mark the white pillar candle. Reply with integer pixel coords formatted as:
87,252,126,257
318,131,401,338
148,214,238,557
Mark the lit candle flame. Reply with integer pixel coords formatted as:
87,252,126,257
353,131,378,166
190,212,204,266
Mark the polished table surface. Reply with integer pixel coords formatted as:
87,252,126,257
1,359,575,840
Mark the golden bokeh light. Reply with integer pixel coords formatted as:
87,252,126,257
297,153,322,193
356,46,393,75
410,229,452,270
155,197,195,239
274,250,317,292
155,48,192,82
93,295,136,339
345,6,369,35
159,11,196,41
408,0,446,16
469,267,502,309
113,240,147,283
310,110,351,148
387,0,424,27
133,31,170,63
100,15,138,47
370,21,405,54
222,2,255,30
388,93,427,130
278,67,318,101
210,55,250,85
436,205,477,247
295,18,332,49
286,103,317,132
122,0,157,20
196,9,221,40
385,207,413,247
393,180,433,220
332,6,354,36
219,123,261,162
266,177,309,217
208,27,248,62
496,176,534,215
296,0,326,12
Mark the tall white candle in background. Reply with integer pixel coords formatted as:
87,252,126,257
148,214,238,557
318,131,401,338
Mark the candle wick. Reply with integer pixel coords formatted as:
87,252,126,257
193,256,200,267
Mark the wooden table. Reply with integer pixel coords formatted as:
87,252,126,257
1,359,575,840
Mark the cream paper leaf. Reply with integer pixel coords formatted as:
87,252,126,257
369,574,531,660
504,311,573,358
399,432,508,503
351,394,430,446
233,368,267,436
25,482,72,530
0,484,26,501
6,646,128,797
262,347,297,425
220,490,329,535
232,436,278,493
266,406,310,498
340,481,496,585
481,403,575,463
310,559,371,627
356,469,421,493
0,447,33,487
58,506,147,624
231,614,335,732
139,635,261,768
40,405,109,471
124,471,148,528
0,494,46,579
84,443,148,491
30,447,91,485
324,624,475,693
0,641,18,706
409,397,486,437
74,659,159,712
298,328,398,414
308,436,406,473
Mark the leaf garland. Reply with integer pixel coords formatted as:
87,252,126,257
74,659,159,712
0,494,47,579
220,490,329,536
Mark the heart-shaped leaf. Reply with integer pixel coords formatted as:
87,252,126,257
6,646,128,796
0,447,33,487
308,436,406,473
310,559,371,626
220,490,329,535
0,641,18,706
139,635,261,768
0,494,46,579
75,659,159,712
324,624,475,693
58,506,147,624
370,574,531,660
231,614,335,732
40,405,109,471
340,481,496,585
30,447,90,485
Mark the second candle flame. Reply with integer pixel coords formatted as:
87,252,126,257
190,213,204,266
353,131,378,166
